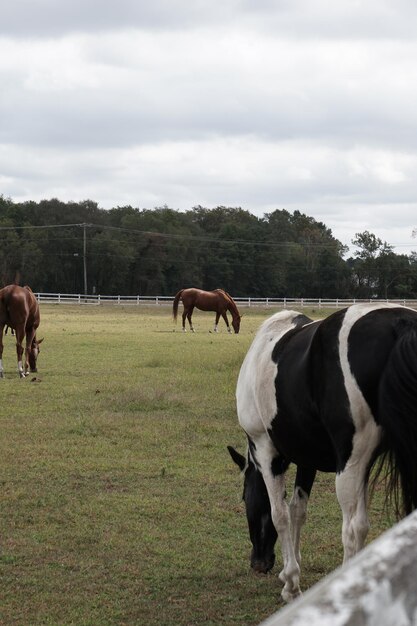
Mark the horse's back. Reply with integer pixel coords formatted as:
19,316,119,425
183,287,224,310
0,285,39,329
237,303,417,472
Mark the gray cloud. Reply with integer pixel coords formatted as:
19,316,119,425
1,1,417,254
4,0,417,38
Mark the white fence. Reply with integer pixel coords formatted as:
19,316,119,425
260,510,417,626
34,293,417,309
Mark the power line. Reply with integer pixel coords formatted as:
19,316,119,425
0,222,346,249
1,221,415,256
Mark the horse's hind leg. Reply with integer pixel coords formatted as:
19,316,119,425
185,307,195,332
181,309,188,332
336,467,370,562
335,424,379,561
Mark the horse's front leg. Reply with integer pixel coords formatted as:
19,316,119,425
267,475,301,602
15,329,26,378
213,312,221,332
221,312,231,333
256,440,301,602
287,467,316,571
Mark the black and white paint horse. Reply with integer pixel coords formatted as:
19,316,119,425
228,303,417,603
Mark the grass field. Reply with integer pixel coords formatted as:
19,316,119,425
0,305,391,626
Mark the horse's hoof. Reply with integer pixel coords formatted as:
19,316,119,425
0,372,4,379
281,586,301,604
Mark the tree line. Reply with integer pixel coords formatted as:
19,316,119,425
1,195,417,298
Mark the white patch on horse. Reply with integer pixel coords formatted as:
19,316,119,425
336,304,396,560
237,310,301,437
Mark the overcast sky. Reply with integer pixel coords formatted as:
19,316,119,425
2,0,417,255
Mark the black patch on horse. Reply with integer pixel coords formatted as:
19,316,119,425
270,308,354,473
348,308,417,423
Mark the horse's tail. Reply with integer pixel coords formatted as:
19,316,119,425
376,321,417,517
172,289,184,322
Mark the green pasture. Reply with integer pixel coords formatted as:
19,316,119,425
0,305,390,626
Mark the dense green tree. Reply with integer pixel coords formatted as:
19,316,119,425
1,197,416,299
350,231,402,298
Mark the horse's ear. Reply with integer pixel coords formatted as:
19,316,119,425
227,445,246,471
37,337,44,344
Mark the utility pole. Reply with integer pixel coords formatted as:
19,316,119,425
82,223,88,297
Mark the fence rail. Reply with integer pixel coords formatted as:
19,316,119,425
260,510,417,626
34,293,417,309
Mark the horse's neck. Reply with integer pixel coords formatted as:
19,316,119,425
227,298,239,318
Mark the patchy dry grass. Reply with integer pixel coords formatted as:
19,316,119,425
0,304,389,625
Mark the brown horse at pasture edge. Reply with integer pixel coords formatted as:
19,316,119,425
173,288,242,333
0,284,43,378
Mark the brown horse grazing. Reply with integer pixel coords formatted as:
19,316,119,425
0,285,43,378
173,288,241,333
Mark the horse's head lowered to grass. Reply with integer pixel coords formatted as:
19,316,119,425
228,445,277,574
